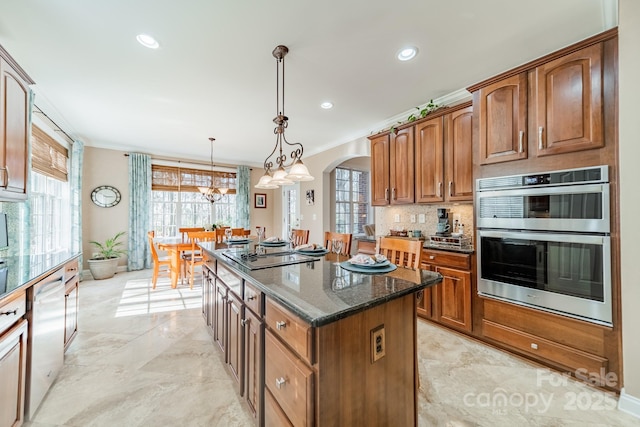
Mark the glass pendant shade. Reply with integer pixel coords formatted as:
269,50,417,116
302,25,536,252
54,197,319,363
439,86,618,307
255,171,278,189
286,159,314,181
270,166,294,186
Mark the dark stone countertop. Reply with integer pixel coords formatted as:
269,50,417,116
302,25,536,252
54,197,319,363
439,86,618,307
200,242,442,327
355,235,475,254
0,250,81,301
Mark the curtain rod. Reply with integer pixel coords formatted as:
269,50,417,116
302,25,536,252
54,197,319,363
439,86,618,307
123,153,251,171
33,105,74,145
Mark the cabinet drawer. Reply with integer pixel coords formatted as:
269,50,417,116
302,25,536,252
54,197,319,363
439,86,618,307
422,249,470,270
265,387,293,427
265,330,313,427
483,320,608,374
64,259,79,280
244,281,263,316
266,298,312,363
0,291,26,334
203,251,215,271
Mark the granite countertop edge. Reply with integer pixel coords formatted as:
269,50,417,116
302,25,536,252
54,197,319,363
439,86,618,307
207,248,441,327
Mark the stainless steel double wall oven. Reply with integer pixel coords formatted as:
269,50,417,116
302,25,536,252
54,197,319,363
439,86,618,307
476,165,612,325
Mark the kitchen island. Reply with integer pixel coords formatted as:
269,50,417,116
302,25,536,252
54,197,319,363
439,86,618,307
199,242,442,427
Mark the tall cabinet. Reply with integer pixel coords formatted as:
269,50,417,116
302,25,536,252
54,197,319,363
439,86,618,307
0,45,33,201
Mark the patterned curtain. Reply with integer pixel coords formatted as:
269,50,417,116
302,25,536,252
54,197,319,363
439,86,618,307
127,153,151,270
235,165,250,228
69,140,84,271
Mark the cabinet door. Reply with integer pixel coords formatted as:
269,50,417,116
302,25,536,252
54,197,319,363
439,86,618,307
415,117,444,203
416,288,433,319
244,308,262,419
214,280,227,358
445,106,473,201
534,43,603,156
0,319,27,427
478,73,528,164
64,277,79,350
370,134,390,206
227,291,243,394
0,57,29,199
435,266,472,332
389,127,414,204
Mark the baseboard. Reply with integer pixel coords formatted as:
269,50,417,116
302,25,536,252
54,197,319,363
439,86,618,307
619,388,640,419
81,265,129,281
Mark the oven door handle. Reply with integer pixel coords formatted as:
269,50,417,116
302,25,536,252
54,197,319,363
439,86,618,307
477,183,608,199
478,229,609,245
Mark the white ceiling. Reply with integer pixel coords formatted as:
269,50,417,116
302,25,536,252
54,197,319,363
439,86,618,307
0,0,617,167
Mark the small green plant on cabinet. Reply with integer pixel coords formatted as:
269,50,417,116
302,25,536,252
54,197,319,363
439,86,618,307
90,231,127,259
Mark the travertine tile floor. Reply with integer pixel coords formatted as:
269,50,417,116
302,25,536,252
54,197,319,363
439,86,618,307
24,270,640,427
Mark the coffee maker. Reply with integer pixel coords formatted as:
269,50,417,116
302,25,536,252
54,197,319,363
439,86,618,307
436,208,452,236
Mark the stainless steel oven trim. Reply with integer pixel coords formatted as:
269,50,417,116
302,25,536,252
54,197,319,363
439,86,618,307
476,165,609,191
477,229,612,326
476,183,610,233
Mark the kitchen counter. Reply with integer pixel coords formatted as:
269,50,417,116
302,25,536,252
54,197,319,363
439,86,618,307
0,250,80,301
355,235,475,254
200,242,441,326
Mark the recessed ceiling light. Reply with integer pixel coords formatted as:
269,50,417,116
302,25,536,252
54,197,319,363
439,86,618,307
320,102,333,109
136,34,159,49
397,46,418,61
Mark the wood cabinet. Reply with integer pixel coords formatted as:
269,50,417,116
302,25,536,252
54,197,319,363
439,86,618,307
415,104,473,203
0,45,33,202
477,73,528,165
370,127,414,206
0,291,27,427
533,43,604,156
420,249,473,332
64,259,80,350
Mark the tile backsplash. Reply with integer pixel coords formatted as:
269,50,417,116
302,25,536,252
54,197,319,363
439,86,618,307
375,203,474,246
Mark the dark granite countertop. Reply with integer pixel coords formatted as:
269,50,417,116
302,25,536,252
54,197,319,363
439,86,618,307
200,242,442,327
0,250,81,300
355,235,475,254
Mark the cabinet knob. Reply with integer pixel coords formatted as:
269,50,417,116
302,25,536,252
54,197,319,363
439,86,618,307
276,320,287,330
276,377,287,389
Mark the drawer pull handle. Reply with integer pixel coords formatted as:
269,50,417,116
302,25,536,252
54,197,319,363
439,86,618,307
518,130,524,152
531,343,538,350
240,319,248,327
276,377,287,389
538,126,544,150
276,321,287,330
429,255,435,260
1,309,17,316
247,295,256,301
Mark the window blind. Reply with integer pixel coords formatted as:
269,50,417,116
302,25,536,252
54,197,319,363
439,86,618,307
151,165,236,194
31,125,69,182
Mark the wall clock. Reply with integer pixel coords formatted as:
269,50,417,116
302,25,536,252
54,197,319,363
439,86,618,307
91,185,121,208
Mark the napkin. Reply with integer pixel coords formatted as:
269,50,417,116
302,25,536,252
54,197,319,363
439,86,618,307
264,236,281,242
229,236,247,241
348,254,387,265
295,243,322,251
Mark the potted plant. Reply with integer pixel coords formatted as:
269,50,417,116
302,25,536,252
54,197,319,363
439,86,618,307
88,231,127,280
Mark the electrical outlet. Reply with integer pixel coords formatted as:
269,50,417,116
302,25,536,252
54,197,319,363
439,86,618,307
371,325,386,363
394,214,400,223
410,214,416,223
418,214,426,224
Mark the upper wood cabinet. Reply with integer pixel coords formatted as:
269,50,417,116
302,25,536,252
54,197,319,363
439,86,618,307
415,104,473,203
0,45,33,202
370,127,414,206
477,73,528,165
533,43,604,156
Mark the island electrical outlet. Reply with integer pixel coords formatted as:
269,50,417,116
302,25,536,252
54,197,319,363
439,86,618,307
371,325,386,363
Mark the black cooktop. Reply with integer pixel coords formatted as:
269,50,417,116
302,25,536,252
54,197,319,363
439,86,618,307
222,250,318,270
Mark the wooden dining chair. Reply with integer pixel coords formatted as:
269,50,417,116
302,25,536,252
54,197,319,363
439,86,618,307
179,227,205,278
378,237,422,269
231,227,244,236
185,230,216,288
179,227,204,242
324,231,352,255
243,229,251,237
215,226,229,243
290,229,310,246
148,231,171,289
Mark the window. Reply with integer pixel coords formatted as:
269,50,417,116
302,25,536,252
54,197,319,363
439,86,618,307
335,167,370,234
30,171,71,257
151,164,237,237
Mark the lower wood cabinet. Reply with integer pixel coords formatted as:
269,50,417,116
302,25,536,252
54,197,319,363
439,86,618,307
0,291,27,427
227,290,243,393
244,307,262,419
419,249,473,332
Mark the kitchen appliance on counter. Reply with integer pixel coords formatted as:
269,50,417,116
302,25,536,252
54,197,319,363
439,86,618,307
476,165,612,325
436,208,452,236
26,268,65,419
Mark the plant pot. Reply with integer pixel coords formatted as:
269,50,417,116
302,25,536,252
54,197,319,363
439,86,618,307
88,257,119,280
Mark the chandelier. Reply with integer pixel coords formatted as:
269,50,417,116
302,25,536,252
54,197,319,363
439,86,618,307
255,45,314,189
198,137,228,203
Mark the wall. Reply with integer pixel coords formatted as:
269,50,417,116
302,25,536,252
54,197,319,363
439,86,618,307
82,147,129,271
618,0,640,413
